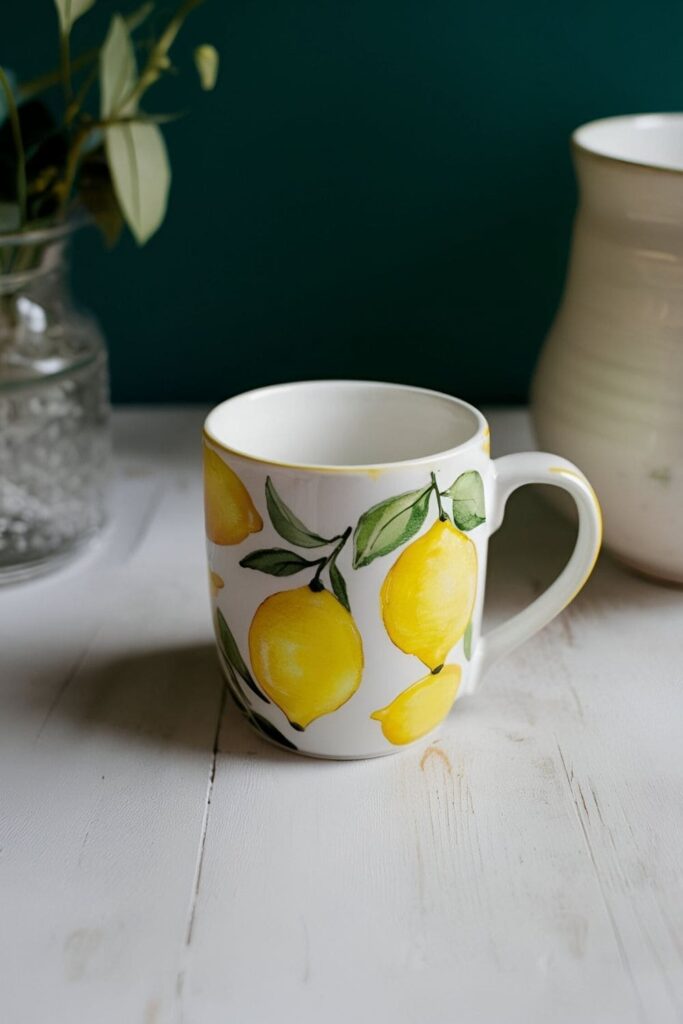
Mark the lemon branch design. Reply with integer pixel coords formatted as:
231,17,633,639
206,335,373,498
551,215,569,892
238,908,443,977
238,478,364,731
214,607,299,752
431,471,448,522
353,468,486,746
240,477,354,612
352,469,485,570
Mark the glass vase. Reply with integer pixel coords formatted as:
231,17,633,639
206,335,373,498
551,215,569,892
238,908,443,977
0,222,110,583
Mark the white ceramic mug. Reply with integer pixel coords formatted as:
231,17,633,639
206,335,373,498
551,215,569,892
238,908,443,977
204,381,602,759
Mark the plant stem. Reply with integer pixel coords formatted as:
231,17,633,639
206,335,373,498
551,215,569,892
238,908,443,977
311,526,352,587
93,111,184,128
59,31,72,104
19,1,154,103
114,0,206,115
19,49,97,102
66,61,100,126
0,68,27,226
56,122,94,217
431,472,448,521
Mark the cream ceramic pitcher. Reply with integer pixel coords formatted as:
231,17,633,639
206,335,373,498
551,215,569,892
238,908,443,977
533,114,683,582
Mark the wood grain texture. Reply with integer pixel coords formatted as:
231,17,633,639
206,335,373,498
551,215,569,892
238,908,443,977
1,408,681,1024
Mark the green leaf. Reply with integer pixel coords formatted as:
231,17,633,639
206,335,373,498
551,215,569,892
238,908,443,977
239,548,319,581
352,486,432,568
215,608,269,704
329,560,350,612
220,656,249,713
250,713,299,751
125,1,154,34
442,470,486,531
100,14,170,244
54,0,96,34
239,548,319,577
265,477,332,548
463,620,473,661
104,121,171,244
100,15,137,118
194,44,219,90
219,652,297,751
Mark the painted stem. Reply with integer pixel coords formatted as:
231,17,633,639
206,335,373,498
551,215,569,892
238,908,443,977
310,526,352,588
431,472,448,522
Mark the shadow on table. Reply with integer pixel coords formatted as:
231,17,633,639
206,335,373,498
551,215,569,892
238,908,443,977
29,642,298,765
27,487,680,761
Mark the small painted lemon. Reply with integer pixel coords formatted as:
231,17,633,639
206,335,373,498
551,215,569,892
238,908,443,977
209,570,224,597
248,585,364,729
380,519,477,670
204,445,263,545
371,664,462,745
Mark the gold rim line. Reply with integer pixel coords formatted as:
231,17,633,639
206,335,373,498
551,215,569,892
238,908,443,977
203,381,490,474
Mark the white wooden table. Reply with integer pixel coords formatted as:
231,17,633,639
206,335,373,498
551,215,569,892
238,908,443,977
1,407,682,1024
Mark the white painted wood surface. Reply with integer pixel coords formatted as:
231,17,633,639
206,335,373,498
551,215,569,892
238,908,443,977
1,407,681,1024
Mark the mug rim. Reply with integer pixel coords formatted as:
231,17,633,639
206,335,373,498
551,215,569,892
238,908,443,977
203,379,489,473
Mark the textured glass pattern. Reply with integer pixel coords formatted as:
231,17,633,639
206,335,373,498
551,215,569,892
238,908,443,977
0,225,110,582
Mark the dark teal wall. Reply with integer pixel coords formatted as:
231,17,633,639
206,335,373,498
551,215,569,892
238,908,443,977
6,2,683,403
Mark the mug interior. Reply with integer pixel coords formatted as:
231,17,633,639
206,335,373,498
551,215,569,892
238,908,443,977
204,381,483,469
573,113,683,172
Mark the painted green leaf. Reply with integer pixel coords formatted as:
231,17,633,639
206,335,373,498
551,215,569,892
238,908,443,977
100,15,137,118
442,470,486,531
463,620,473,661
265,477,332,548
352,486,431,568
54,0,96,34
215,608,269,703
194,44,219,90
221,663,297,752
239,548,320,577
329,560,350,612
251,713,299,751
220,655,249,713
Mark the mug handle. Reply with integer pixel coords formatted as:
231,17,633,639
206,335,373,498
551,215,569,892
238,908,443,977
468,452,602,692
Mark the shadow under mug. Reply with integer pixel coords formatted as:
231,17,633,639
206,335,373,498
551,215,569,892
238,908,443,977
203,381,602,759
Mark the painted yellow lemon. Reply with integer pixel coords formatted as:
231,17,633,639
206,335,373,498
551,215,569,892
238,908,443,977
380,519,477,670
209,570,224,598
249,586,364,729
204,445,263,545
371,664,462,745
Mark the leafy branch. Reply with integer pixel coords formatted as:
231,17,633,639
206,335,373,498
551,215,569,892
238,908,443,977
0,0,219,244
240,478,354,612
215,608,299,752
353,469,487,569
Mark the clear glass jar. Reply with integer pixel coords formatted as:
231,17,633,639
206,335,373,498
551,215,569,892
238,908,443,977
0,222,110,583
